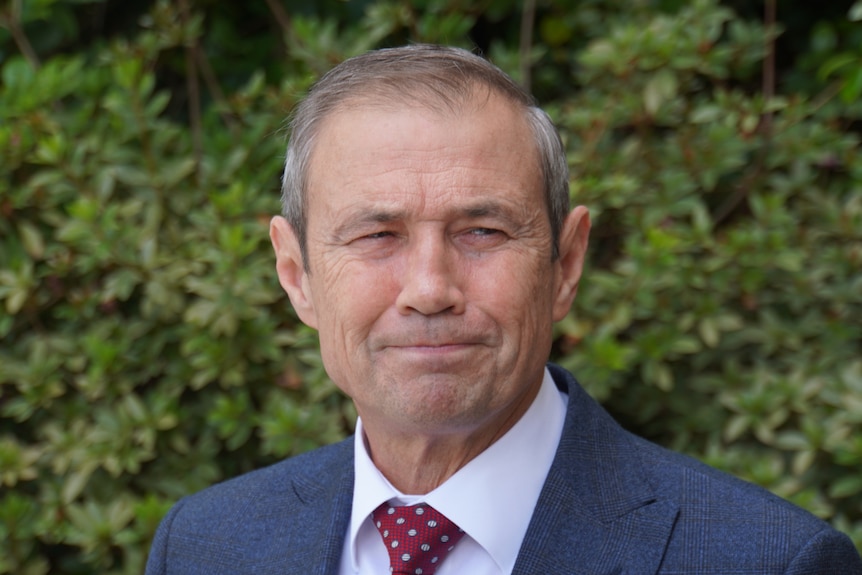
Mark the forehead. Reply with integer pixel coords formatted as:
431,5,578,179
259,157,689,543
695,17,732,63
305,93,541,209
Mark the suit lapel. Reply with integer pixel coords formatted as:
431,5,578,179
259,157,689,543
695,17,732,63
513,365,679,575
282,366,678,575
302,470,354,575
277,440,355,575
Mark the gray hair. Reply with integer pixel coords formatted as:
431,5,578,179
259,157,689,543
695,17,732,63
280,44,570,268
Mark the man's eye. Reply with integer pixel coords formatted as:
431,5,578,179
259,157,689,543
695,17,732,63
352,231,395,244
469,228,501,236
459,227,507,248
364,231,394,239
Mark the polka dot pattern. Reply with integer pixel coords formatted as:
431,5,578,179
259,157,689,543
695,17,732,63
372,503,466,575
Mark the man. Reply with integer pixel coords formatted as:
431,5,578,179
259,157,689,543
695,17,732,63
146,45,862,574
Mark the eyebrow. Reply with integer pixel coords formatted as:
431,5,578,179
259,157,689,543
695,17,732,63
461,201,530,231
330,200,525,241
462,202,512,220
331,209,406,242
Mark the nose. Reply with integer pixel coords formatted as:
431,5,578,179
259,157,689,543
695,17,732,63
395,234,465,316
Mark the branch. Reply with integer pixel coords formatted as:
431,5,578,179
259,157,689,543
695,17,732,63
519,0,537,92
178,0,203,181
761,0,777,137
4,0,41,68
194,45,240,136
264,0,292,39
712,0,778,228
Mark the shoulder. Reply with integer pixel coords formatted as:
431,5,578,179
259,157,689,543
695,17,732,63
546,364,861,572
145,438,354,574
152,437,353,548
633,434,862,571
172,437,353,524
634,430,820,526
550,362,828,529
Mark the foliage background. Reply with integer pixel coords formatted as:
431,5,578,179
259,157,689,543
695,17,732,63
1,0,861,572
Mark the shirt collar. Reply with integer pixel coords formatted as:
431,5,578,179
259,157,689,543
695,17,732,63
348,367,568,573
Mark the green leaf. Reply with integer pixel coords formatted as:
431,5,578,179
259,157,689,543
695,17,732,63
829,475,862,498
158,157,196,187
818,53,857,82
62,462,98,504
644,69,678,116
840,66,862,103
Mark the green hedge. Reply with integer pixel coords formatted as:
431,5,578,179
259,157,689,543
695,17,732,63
1,0,861,573
555,0,862,542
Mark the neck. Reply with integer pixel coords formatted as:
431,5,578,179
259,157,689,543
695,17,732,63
360,383,539,494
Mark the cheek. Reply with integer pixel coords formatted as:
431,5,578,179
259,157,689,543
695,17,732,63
311,259,398,358
473,255,556,322
313,253,380,320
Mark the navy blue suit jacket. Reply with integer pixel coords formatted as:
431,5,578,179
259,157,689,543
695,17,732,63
146,365,862,574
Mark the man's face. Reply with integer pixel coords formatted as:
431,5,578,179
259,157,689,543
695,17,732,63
272,92,589,439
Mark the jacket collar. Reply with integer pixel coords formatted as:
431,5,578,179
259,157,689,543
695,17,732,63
288,440,355,575
512,364,679,574
292,364,679,575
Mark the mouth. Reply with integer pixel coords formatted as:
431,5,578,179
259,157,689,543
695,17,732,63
377,344,479,373
400,338,472,345
380,340,482,358
389,342,474,351
371,323,493,355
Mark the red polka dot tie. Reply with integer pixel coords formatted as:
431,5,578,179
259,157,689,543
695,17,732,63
372,503,466,575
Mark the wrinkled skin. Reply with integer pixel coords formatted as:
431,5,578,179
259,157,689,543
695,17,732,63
271,92,590,492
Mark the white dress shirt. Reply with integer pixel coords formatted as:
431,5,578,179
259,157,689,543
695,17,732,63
338,368,568,575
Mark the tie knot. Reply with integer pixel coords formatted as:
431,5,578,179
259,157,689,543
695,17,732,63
372,503,465,575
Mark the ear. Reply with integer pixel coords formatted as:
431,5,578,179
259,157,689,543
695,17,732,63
552,205,591,321
270,216,318,328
